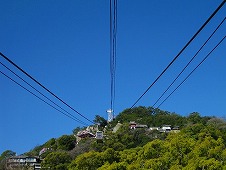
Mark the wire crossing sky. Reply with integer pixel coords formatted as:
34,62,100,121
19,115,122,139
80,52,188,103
152,17,226,108
130,0,225,109
0,70,89,126
110,0,117,117
0,52,95,125
0,60,89,126
157,35,226,108
0,0,225,155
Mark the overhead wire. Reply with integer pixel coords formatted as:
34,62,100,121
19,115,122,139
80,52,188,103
130,0,225,109
110,0,117,117
0,52,95,124
110,0,113,114
0,61,89,126
0,69,89,126
152,16,226,107
113,0,117,114
157,35,226,108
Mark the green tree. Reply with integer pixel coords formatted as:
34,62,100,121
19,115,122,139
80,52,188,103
0,150,16,170
41,151,72,170
45,138,57,148
99,162,128,170
101,148,119,164
119,147,141,164
165,133,196,167
187,112,202,124
68,151,103,170
94,115,108,129
141,139,165,160
0,150,16,160
57,135,76,151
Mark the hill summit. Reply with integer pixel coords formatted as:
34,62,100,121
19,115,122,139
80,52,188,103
1,106,226,169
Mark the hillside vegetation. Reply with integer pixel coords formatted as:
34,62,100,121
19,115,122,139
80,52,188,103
1,106,226,170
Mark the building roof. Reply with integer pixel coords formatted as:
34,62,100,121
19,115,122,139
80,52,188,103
77,130,95,138
8,155,39,159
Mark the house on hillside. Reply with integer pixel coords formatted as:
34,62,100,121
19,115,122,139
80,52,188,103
158,125,171,133
172,126,180,130
76,130,96,144
171,126,180,133
162,125,172,132
149,125,180,133
77,130,95,138
149,127,160,131
129,121,148,129
6,155,41,170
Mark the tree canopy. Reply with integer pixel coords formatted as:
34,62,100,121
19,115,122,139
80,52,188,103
4,106,226,170
68,124,226,170
41,151,72,170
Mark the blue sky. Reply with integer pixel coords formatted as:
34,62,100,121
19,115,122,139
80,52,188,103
0,0,225,155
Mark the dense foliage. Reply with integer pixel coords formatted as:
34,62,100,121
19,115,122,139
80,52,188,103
1,106,226,170
0,150,16,169
57,135,76,151
68,122,226,170
41,151,72,170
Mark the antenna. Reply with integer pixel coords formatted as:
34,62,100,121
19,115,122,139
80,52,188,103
106,109,114,122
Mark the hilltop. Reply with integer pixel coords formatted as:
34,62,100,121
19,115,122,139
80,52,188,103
1,106,226,169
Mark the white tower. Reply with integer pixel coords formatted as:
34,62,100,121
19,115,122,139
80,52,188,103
106,109,113,122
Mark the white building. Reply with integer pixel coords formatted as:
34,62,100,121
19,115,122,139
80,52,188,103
6,156,41,170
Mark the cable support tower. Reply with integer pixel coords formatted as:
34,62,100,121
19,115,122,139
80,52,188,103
109,0,117,119
152,16,226,108
0,52,95,124
0,61,89,126
0,69,89,126
129,0,225,110
157,35,225,108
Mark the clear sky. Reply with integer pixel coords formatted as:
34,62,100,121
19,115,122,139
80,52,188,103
0,0,225,155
